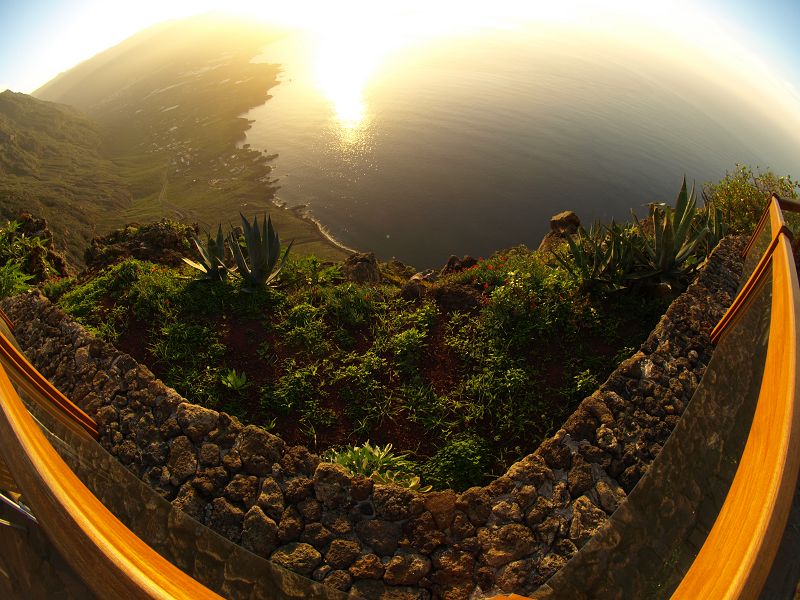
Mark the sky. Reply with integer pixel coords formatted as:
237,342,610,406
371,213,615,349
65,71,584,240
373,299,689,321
0,0,798,103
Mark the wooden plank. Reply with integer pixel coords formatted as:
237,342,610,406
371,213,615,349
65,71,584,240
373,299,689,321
0,329,98,439
671,227,800,598
0,363,223,600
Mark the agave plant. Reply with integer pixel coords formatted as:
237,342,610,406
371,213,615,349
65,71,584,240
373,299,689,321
229,214,293,291
700,202,728,255
182,225,228,281
551,221,637,291
632,178,708,285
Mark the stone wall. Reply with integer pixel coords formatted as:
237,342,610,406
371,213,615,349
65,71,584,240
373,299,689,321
1,236,745,600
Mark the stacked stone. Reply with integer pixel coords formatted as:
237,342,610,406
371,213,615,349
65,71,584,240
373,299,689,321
1,235,744,599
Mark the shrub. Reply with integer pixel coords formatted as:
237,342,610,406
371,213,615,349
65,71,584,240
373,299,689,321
0,259,33,299
421,434,491,491
703,164,799,234
324,441,432,492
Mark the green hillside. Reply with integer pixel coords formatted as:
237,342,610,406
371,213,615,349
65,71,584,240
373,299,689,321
34,15,348,262
0,91,130,264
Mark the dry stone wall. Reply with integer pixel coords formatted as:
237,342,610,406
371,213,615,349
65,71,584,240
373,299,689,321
1,236,745,600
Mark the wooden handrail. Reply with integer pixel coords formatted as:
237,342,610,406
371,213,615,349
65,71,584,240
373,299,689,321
0,329,98,439
0,361,223,600
671,221,800,598
711,223,793,344
0,308,13,332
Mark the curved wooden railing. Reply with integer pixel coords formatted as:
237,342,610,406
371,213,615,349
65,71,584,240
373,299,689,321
495,194,800,600
1,195,798,599
0,332,223,599
672,196,800,599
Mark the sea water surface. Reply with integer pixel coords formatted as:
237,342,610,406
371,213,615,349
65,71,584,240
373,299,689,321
240,26,798,267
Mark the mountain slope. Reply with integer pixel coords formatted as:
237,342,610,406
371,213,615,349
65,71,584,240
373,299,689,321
33,15,347,261
0,90,130,263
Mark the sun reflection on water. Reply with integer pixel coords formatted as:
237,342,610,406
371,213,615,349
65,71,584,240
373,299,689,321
310,30,405,143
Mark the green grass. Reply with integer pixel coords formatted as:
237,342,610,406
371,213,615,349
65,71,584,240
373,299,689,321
51,242,671,491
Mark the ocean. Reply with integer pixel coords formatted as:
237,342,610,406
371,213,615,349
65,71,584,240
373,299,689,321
240,26,798,268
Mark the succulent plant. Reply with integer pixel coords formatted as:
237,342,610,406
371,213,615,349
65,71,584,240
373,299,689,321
229,214,293,291
632,177,708,285
551,221,637,291
323,440,430,491
182,225,228,281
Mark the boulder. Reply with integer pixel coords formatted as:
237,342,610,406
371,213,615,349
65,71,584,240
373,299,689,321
241,506,279,557
271,542,322,576
234,425,285,476
342,252,382,283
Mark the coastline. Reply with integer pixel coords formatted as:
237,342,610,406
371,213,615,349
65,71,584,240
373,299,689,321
280,199,360,256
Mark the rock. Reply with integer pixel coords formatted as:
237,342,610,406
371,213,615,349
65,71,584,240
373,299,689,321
322,511,353,536
172,482,206,521
198,443,220,466
342,252,382,283
505,454,553,486
297,497,323,522
207,497,244,542
406,511,446,554
431,549,475,586
85,220,196,269
300,523,334,550
457,487,492,526
569,495,607,545
167,435,197,484
271,543,322,576
224,474,259,506
424,490,456,529
429,284,482,312
449,511,475,540
277,506,304,543
241,506,279,557
280,445,320,477
351,475,374,501
234,425,285,476
535,553,567,585
567,459,595,497
324,570,353,592
491,500,522,523
524,496,553,527
313,463,353,509
439,255,478,277
349,553,385,580
535,515,566,546
477,524,536,567
351,580,429,600
384,552,431,586
325,539,362,570
400,279,426,301
191,466,229,496
284,476,314,503
563,407,600,442
374,484,419,521
537,438,572,471
536,211,581,252
496,559,533,592
176,402,219,443
550,211,581,235
257,477,285,521
356,519,403,556
595,480,625,513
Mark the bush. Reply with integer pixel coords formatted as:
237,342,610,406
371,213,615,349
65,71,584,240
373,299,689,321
0,259,33,299
421,434,491,491
703,164,799,234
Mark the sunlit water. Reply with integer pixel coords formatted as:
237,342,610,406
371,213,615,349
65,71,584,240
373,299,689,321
240,27,798,268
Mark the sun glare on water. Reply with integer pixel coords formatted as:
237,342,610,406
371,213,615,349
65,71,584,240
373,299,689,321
228,0,800,143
